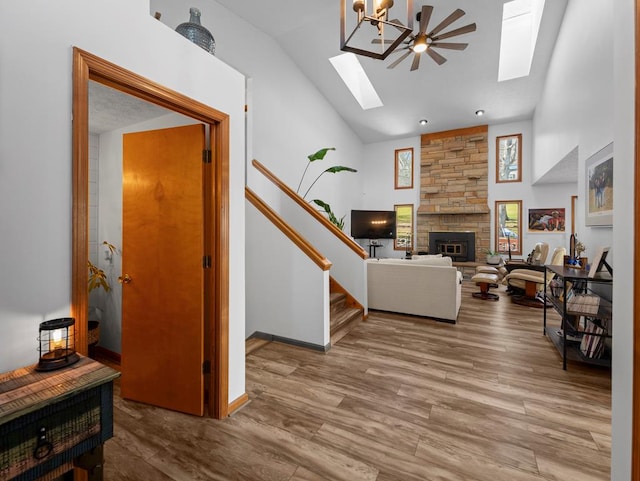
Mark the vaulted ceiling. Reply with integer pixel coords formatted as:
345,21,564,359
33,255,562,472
215,0,568,143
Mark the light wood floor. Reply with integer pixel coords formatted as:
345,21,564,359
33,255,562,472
104,282,611,480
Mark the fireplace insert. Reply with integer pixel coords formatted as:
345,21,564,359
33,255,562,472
428,231,476,262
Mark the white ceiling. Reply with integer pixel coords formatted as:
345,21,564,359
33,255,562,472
215,0,568,143
89,81,171,134
89,0,574,181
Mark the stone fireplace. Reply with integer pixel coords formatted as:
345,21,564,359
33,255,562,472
417,125,490,261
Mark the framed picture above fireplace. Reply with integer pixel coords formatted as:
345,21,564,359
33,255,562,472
495,200,522,255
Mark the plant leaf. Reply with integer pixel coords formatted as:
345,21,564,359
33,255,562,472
323,166,357,174
311,199,345,231
307,147,336,162
311,199,331,213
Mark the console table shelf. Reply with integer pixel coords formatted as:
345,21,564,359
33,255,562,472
543,265,612,370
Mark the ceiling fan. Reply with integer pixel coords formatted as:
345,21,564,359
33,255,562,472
375,5,476,71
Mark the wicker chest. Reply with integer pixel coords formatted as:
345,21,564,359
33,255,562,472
0,356,120,481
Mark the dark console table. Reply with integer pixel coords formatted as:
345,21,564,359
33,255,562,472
0,355,120,480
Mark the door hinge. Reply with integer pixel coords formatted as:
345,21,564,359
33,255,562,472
203,149,212,164
202,360,211,374
203,255,212,269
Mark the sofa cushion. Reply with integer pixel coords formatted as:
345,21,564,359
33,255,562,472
376,258,411,264
411,254,443,259
410,257,453,267
374,257,453,267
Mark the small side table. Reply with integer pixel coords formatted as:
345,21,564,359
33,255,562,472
0,355,120,480
368,243,381,258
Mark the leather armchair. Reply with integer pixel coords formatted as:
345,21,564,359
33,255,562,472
504,246,566,307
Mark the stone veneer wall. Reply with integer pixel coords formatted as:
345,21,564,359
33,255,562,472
417,125,490,261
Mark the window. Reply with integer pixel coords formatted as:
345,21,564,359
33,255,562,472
394,204,413,251
496,134,522,183
394,148,413,189
495,200,522,255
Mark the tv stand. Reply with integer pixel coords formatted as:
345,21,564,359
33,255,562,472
368,242,381,258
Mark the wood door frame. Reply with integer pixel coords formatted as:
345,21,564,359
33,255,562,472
72,47,230,418
634,0,640,475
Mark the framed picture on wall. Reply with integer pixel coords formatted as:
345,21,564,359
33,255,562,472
496,134,522,183
585,142,613,226
394,148,413,189
528,208,566,232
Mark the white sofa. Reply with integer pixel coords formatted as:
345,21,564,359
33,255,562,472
367,256,462,323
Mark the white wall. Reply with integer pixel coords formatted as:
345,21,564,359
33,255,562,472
0,0,246,405
612,0,635,479
360,136,422,258
246,203,330,347
359,127,576,262
151,1,366,350
533,1,631,479
533,0,613,263
489,120,577,258
150,0,365,227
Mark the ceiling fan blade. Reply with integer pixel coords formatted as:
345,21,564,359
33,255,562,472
426,47,447,65
371,38,395,44
432,23,477,41
428,8,465,38
419,5,433,35
430,41,468,51
410,52,421,71
387,50,412,69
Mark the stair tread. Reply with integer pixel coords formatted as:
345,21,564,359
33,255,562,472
330,307,364,345
331,306,362,330
330,292,346,304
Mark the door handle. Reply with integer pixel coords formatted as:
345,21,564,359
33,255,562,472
119,274,132,284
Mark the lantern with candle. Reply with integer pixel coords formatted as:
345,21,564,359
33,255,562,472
36,317,80,371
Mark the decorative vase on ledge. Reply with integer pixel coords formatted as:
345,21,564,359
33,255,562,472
175,7,216,55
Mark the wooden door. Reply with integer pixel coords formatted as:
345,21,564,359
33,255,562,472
121,124,206,416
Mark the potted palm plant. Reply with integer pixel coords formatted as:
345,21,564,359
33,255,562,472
87,241,118,352
296,147,357,230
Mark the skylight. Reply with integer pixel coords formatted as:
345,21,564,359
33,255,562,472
498,0,545,82
329,53,383,110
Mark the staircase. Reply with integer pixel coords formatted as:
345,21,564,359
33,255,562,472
330,291,364,345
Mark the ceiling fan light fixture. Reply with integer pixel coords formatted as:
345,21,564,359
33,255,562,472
412,34,428,53
340,0,414,60
386,6,476,71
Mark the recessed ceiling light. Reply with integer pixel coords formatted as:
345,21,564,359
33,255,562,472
475,109,485,116
419,119,428,125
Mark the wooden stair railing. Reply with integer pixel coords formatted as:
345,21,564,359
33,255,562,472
246,187,331,271
246,188,365,346
252,159,368,259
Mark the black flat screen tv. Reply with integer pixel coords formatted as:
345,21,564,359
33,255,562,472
351,210,396,239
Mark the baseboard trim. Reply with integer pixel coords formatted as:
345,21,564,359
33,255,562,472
250,331,330,352
227,393,249,415
367,309,457,324
93,346,121,364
